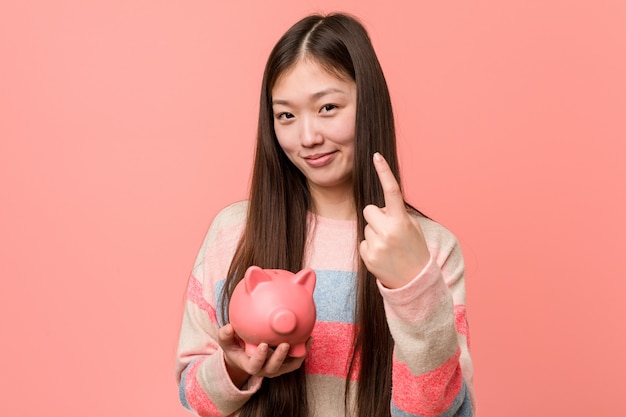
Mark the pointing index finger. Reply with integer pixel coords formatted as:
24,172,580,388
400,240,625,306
373,152,404,213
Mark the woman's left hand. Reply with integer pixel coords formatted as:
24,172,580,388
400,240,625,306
359,152,431,289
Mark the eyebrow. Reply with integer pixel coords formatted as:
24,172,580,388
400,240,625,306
272,87,346,106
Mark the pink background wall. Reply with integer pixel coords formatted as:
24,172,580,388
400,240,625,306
1,1,624,415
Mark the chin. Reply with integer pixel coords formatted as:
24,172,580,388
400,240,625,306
309,178,352,192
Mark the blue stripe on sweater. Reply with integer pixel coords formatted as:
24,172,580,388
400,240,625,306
214,269,356,326
390,381,472,417
178,359,198,411
312,269,356,323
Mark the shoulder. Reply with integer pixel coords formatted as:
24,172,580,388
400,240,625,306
412,214,460,253
204,200,248,246
191,201,248,272
411,213,466,284
211,200,249,229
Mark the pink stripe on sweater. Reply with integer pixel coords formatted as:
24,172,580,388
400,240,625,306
306,321,359,380
392,349,463,417
454,305,469,337
187,276,217,323
185,358,222,416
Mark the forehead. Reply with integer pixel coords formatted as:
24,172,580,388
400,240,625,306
272,58,354,97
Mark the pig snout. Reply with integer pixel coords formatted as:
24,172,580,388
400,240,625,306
269,309,297,335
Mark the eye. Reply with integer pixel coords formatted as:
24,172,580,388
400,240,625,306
320,104,337,113
276,112,295,120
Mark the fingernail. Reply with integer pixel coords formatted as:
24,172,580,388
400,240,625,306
373,152,382,162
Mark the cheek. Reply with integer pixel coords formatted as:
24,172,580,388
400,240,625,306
274,128,300,164
329,116,356,147
274,125,292,152
338,128,355,147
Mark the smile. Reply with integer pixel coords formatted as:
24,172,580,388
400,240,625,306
303,152,337,168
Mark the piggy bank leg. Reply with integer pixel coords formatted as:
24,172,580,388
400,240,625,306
244,342,259,356
288,342,307,358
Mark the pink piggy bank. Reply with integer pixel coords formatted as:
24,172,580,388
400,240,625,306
229,266,316,358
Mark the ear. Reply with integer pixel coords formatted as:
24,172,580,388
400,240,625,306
244,266,272,293
293,268,316,294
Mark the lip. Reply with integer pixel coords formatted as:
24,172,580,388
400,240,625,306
303,151,336,167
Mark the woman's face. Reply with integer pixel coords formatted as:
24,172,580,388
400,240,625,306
271,59,357,197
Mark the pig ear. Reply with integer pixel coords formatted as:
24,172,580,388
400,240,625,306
244,266,272,293
293,268,316,294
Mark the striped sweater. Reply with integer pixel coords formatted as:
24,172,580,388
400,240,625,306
175,201,476,416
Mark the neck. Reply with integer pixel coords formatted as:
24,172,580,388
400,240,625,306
309,184,356,221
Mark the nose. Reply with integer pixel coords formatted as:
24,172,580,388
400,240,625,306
300,116,323,147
